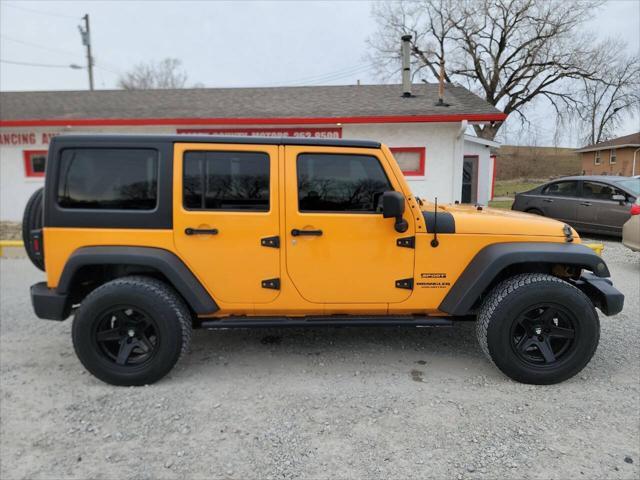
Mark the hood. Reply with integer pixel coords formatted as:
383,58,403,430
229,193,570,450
421,202,575,238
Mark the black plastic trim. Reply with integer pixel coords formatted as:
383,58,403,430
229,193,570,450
423,211,455,233
439,242,612,315
396,236,415,248
395,278,414,290
31,282,70,321
573,272,624,316
51,134,381,149
57,246,218,315
199,315,453,329
261,278,280,290
260,236,280,248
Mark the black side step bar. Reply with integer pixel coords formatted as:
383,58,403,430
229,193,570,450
198,315,454,329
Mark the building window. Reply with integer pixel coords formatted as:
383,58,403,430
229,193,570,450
594,151,601,165
23,150,47,177
390,147,426,176
610,149,617,164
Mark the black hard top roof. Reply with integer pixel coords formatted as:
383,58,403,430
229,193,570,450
51,134,381,149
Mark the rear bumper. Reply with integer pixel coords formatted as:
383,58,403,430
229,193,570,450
573,272,624,316
31,282,70,321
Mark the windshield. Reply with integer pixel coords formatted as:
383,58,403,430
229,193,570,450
613,178,640,196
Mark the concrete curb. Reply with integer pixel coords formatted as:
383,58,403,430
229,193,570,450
0,241,26,258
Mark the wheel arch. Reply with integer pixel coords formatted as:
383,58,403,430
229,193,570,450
57,246,218,317
439,242,610,316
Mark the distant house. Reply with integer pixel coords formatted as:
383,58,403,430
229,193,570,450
576,132,640,177
0,84,506,221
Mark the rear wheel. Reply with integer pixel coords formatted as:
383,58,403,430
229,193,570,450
22,187,45,271
476,273,599,384
72,276,192,386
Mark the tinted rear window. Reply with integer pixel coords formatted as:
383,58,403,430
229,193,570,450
57,148,158,210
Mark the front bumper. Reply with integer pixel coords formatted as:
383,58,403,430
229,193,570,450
31,282,70,321
573,272,624,316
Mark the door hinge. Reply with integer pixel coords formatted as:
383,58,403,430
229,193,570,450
395,278,414,290
396,236,415,248
260,236,280,248
261,278,280,290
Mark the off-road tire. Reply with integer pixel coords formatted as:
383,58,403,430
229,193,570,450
72,276,192,386
21,187,45,271
476,273,599,385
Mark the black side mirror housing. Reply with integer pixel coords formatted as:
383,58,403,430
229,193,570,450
382,191,408,233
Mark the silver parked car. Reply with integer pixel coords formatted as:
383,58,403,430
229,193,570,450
512,176,640,237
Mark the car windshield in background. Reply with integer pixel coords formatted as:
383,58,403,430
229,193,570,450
613,178,640,196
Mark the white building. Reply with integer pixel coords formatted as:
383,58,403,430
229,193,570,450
0,84,505,221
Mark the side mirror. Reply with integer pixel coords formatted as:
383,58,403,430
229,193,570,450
612,193,626,205
382,191,408,233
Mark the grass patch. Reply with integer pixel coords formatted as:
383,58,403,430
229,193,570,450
488,199,514,209
493,179,543,198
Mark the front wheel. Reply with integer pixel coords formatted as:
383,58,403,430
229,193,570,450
72,276,192,386
476,273,599,385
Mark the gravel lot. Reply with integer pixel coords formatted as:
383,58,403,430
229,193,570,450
1,239,638,480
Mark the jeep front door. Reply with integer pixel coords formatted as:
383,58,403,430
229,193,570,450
284,146,415,304
173,143,280,304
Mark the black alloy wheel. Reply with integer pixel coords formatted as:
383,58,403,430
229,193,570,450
510,304,577,366
94,306,159,366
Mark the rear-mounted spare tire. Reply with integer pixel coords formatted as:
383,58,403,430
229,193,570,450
22,187,45,271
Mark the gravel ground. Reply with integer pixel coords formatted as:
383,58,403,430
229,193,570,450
1,239,638,480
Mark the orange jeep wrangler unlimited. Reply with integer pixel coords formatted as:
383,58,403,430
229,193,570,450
25,135,624,386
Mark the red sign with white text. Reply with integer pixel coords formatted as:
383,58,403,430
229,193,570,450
176,127,342,139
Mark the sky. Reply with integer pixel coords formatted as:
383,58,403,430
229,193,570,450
0,0,639,145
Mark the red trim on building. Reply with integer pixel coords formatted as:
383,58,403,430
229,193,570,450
23,150,47,177
0,113,507,128
490,154,497,200
176,127,342,138
390,147,426,176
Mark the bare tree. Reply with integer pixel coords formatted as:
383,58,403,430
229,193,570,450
566,49,640,145
118,58,192,90
368,0,614,140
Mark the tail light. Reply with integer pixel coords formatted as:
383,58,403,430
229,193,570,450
630,204,640,215
30,229,43,259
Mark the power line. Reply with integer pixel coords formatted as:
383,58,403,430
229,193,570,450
284,62,372,85
266,62,377,87
1,34,122,75
2,2,80,20
0,34,80,57
0,58,82,68
294,64,377,86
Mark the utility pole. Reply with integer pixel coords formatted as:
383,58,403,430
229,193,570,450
78,14,94,90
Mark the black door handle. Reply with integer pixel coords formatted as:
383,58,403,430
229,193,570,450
543,199,554,203
291,229,323,237
580,202,592,207
185,228,218,235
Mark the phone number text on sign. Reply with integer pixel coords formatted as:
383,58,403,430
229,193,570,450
176,128,342,138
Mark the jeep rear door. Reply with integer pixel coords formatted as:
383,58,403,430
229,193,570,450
284,146,415,304
173,143,280,304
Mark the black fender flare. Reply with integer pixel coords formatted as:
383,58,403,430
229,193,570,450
57,246,218,315
438,242,610,315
